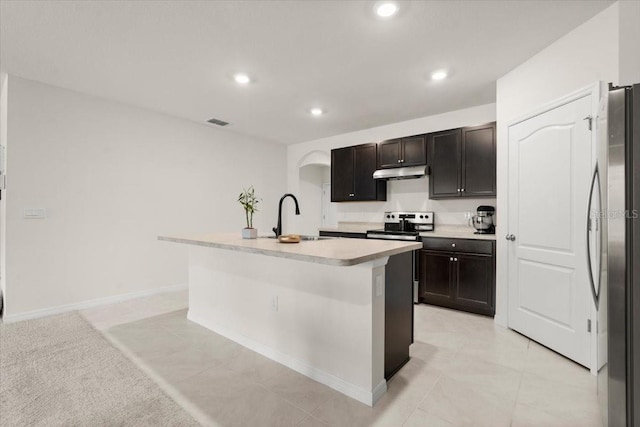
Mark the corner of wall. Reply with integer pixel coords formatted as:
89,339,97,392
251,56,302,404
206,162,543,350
0,72,8,311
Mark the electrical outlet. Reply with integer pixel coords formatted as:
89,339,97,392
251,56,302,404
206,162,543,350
464,211,472,220
271,296,278,312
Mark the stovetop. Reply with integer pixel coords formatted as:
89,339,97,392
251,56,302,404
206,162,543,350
366,211,434,241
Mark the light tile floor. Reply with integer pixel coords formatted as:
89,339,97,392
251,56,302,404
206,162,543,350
81,291,602,427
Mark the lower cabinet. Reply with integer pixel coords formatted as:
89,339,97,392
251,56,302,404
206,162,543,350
419,238,495,316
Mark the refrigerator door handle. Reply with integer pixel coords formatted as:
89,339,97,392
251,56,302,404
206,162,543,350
586,163,600,309
412,249,420,304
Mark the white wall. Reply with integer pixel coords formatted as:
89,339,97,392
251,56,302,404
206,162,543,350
619,0,640,86
495,2,620,326
287,104,497,234
3,76,286,318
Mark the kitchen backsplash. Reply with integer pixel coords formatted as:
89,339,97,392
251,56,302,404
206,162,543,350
332,177,497,226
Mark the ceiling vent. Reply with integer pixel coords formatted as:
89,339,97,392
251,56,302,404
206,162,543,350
207,117,229,126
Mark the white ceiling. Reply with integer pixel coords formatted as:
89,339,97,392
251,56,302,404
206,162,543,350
0,0,612,144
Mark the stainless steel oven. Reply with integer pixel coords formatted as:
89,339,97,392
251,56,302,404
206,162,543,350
366,211,434,303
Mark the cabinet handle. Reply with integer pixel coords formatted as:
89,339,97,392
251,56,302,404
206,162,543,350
454,257,458,262
397,159,402,163
461,188,465,192
451,243,456,248
457,188,461,192
449,257,454,261
349,193,355,197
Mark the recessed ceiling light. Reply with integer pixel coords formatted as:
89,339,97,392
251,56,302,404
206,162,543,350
233,73,251,85
310,108,324,116
375,2,399,18
431,70,448,81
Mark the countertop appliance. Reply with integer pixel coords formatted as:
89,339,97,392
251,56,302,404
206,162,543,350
594,83,639,427
470,205,495,234
367,211,434,304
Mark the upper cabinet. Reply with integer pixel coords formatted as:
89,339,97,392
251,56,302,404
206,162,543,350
461,123,497,197
427,129,461,198
378,135,427,169
428,122,496,199
331,143,387,202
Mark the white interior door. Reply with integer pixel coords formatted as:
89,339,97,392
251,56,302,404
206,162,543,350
507,94,593,367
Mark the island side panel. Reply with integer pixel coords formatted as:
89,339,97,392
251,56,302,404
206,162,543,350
186,245,388,406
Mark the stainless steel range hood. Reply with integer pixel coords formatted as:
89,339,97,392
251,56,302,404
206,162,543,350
373,165,428,180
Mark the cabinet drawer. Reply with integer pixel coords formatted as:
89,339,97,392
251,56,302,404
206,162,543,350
422,237,493,255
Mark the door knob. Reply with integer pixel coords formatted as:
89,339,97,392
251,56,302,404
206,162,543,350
506,234,516,241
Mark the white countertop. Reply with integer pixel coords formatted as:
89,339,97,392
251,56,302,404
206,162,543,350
158,232,422,267
319,222,496,241
423,225,496,241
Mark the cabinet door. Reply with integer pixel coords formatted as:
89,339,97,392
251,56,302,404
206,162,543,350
419,250,453,306
454,253,495,315
461,122,496,197
428,129,461,198
354,143,386,201
378,139,402,169
331,147,354,202
401,135,427,167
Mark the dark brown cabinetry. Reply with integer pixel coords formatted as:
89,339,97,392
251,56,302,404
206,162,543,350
428,122,496,199
427,129,461,198
419,237,495,316
331,144,386,202
378,135,427,169
461,123,497,197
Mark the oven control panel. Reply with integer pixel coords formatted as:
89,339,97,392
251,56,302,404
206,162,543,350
383,211,434,232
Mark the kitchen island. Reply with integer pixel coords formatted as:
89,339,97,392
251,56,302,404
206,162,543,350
159,233,421,406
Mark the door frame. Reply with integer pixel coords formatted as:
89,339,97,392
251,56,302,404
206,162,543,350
498,81,603,373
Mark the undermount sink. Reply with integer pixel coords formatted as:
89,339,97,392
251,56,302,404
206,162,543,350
300,235,333,241
259,235,333,241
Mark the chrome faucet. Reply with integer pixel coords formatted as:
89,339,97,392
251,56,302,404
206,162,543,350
273,193,301,237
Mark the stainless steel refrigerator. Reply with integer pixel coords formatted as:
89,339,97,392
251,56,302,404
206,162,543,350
593,83,640,427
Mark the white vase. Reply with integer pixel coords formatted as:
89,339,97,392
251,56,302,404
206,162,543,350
242,228,258,239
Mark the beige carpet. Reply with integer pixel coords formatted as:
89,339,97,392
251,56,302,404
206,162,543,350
0,312,200,426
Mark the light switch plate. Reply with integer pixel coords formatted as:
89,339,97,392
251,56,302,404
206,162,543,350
23,208,46,219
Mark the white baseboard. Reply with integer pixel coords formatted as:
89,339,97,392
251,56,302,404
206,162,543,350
188,310,386,407
494,314,508,328
2,283,187,323
371,379,388,405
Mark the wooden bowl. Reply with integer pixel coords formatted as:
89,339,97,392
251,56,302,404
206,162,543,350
278,234,301,243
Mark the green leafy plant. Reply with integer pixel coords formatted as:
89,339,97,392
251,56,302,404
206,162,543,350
238,186,261,229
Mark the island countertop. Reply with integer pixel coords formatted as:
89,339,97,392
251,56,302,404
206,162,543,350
159,233,422,267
